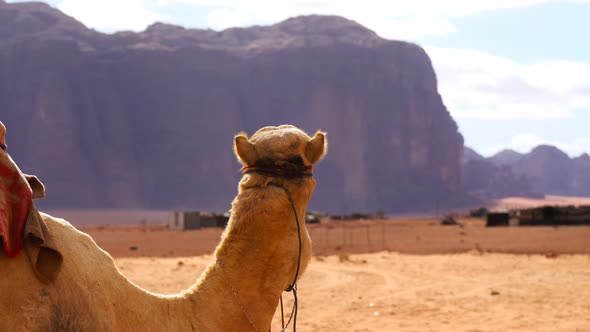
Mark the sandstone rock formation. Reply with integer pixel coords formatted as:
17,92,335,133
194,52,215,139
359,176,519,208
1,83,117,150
1,1,467,213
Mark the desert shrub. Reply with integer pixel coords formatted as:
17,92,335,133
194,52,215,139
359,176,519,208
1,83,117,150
441,215,459,225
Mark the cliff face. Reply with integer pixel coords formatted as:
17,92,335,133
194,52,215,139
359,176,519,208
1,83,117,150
1,2,465,213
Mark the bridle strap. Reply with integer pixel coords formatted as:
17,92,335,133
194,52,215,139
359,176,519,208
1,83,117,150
243,169,312,178
241,163,312,179
242,165,312,172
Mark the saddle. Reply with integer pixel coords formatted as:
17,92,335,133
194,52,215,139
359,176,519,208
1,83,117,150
0,135,62,284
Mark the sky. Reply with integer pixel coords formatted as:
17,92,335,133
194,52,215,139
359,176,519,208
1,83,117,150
8,0,590,157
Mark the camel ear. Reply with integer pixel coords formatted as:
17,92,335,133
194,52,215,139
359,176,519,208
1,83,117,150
305,131,327,164
234,133,257,166
0,121,6,150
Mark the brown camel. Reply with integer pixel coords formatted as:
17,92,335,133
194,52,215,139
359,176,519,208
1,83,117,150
0,123,327,331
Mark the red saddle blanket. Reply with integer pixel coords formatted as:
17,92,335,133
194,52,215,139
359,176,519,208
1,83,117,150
0,146,32,258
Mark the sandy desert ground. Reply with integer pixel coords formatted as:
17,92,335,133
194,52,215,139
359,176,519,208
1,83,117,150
115,252,590,332
71,217,590,331
81,217,590,257
44,196,590,332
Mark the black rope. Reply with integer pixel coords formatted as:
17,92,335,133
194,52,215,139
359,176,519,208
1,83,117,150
280,295,285,328
277,184,303,290
292,286,298,332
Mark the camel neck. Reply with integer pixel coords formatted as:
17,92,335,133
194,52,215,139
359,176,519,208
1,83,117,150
187,183,312,330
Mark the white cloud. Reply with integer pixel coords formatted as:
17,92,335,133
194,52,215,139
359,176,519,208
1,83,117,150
486,132,590,156
41,0,589,39
511,133,547,151
157,0,550,18
148,0,579,39
205,8,251,30
426,46,590,121
4,0,578,40
57,0,166,32
359,16,457,41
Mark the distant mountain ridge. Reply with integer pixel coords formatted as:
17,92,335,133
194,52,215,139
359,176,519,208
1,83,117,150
489,149,524,167
1,1,470,213
464,145,590,198
463,147,484,163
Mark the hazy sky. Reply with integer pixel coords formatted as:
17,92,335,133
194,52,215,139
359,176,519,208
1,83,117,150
9,0,590,157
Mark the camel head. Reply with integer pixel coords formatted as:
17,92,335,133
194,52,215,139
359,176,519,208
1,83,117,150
228,125,327,295
234,124,327,174
233,124,327,204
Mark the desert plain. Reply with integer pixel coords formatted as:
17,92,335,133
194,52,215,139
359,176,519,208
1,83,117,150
57,197,590,332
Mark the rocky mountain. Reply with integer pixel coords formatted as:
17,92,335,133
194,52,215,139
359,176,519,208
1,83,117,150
463,147,484,164
514,145,573,195
489,149,523,167
572,154,590,195
1,1,468,213
463,159,535,198
463,145,590,198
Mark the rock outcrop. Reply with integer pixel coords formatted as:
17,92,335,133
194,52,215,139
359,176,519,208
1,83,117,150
1,1,466,213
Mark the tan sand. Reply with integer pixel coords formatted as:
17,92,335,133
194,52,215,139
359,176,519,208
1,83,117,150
116,253,590,332
76,213,590,331
83,218,590,257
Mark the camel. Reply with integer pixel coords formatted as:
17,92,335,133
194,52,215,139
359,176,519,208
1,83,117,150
0,123,327,331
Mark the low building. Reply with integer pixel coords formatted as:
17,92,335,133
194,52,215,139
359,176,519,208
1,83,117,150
518,205,590,226
486,205,590,227
169,211,231,230
486,212,509,227
169,211,201,230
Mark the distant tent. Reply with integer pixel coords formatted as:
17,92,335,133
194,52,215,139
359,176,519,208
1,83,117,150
169,211,230,230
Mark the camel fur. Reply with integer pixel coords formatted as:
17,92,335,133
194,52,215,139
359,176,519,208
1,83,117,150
0,124,327,332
